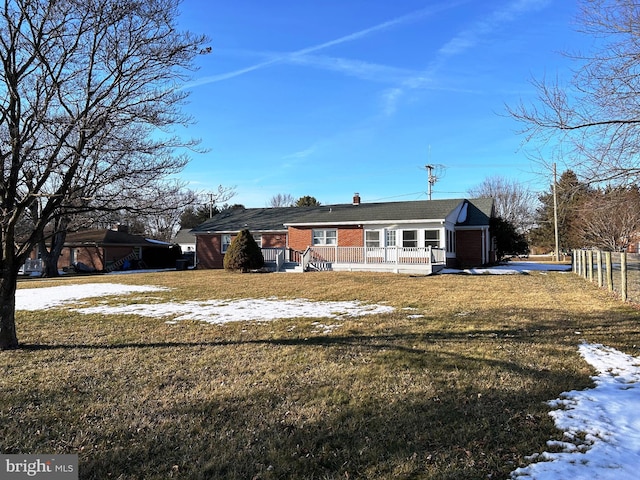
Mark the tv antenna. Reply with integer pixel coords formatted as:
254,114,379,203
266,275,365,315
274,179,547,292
425,163,445,200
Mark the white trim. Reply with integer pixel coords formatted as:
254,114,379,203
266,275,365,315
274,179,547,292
312,228,338,246
193,229,288,235
221,234,232,253
285,219,447,227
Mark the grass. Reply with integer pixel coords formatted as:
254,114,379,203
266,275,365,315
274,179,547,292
2,269,639,479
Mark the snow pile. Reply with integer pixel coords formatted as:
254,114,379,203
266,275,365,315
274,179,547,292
511,343,640,479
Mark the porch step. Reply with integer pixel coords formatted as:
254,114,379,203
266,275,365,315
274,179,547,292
265,261,303,273
308,261,332,272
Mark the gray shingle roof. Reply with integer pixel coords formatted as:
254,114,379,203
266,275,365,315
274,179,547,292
190,207,311,233
190,198,494,233
64,229,171,247
285,198,466,225
172,228,196,244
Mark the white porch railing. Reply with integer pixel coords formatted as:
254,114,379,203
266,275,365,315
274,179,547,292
21,258,43,274
261,248,303,271
307,246,446,266
261,248,301,263
261,246,446,272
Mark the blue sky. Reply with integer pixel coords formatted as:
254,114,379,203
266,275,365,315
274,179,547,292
175,0,582,207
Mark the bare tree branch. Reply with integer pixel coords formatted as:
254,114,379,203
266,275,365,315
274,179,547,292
508,0,640,186
0,0,207,349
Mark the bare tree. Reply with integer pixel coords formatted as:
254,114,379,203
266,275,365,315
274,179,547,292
267,193,295,208
0,0,207,349
577,186,640,251
467,176,537,233
110,180,202,242
508,0,640,185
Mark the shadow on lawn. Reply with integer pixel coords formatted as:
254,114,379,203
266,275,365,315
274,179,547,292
17,303,638,353
7,306,638,479
79,388,551,480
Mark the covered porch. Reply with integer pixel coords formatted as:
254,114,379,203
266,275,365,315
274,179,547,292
261,246,447,274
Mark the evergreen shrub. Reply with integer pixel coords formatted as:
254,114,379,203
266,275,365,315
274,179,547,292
223,229,265,272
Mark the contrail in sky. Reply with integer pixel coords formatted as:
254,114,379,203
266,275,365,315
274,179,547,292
186,1,468,88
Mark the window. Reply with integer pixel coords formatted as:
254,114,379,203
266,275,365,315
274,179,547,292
221,234,232,253
253,234,263,247
402,230,418,248
424,230,440,248
447,230,456,252
365,230,380,248
385,230,397,247
313,229,337,245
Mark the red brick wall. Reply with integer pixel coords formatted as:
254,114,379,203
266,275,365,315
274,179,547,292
288,227,312,251
196,234,224,269
288,226,363,250
57,246,136,271
58,249,73,270
337,226,363,246
259,233,287,248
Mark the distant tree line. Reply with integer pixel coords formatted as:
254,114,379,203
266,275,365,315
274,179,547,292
267,194,321,208
529,170,640,253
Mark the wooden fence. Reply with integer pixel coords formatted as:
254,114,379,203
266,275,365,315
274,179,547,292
573,249,640,303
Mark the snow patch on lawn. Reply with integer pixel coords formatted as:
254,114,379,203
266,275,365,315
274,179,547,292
511,343,640,479
73,297,394,324
15,283,167,311
16,283,394,326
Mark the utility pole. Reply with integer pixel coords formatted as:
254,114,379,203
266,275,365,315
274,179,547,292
208,192,215,218
552,162,560,262
426,164,436,200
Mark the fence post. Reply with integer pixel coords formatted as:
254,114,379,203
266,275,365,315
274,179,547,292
576,249,582,275
587,250,594,282
582,250,588,278
596,250,603,288
621,252,628,302
605,251,613,292
572,250,577,273
576,250,582,276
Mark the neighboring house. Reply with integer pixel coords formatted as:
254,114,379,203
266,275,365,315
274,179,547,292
191,195,496,274
172,228,197,268
173,228,196,254
59,226,180,272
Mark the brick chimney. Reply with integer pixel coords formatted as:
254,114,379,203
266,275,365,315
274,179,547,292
352,193,361,206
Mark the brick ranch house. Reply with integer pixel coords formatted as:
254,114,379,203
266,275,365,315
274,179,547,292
21,226,180,274
191,195,496,274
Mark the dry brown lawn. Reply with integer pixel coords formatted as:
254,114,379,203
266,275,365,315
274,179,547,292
2,269,638,479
